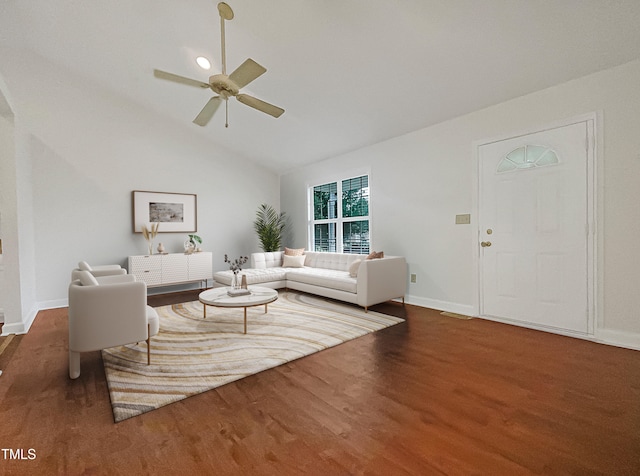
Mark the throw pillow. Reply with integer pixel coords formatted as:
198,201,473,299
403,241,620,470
282,254,305,268
78,261,92,271
284,247,305,256
78,270,99,286
349,259,362,277
366,251,384,260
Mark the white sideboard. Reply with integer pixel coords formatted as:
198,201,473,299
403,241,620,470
128,252,213,288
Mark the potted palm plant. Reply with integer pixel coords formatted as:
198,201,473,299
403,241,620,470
253,204,286,252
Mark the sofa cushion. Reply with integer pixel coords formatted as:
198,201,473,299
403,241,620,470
286,268,357,294
284,247,305,256
214,268,287,286
283,254,305,268
366,251,384,259
78,261,92,271
251,251,284,269
146,306,160,337
78,270,99,286
348,259,362,277
303,251,367,272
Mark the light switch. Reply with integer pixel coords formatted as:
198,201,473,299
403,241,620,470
455,214,471,225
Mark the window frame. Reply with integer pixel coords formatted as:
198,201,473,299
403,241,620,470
307,172,371,254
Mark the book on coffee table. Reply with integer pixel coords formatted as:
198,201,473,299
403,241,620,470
227,288,251,297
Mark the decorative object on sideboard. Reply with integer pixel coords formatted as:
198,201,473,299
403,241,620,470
141,222,159,255
224,254,248,289
157,242,165,254
132,190,197,233
187,234,202,252
253,203,286,252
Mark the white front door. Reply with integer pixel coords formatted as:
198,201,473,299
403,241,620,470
478,120,593,334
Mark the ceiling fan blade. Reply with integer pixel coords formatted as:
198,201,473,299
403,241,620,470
229,59,267,89
193,97,222,126
236,94,284,118
154,69,210,89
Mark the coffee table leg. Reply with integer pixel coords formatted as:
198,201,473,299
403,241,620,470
264,304,268,314
203,303,207,319
243,307,247,334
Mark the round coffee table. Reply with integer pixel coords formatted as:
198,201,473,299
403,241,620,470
198,286,278,334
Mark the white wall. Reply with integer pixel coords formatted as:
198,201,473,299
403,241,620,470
0,47,280,324
281,59,640,347
1,77,39,335
0,98,15,329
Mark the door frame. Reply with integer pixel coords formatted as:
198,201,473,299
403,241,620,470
471,112,598,338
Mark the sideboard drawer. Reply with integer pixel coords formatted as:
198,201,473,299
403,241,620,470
128,255,162,285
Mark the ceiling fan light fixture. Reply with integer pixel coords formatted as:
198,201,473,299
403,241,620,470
154,2,284,127
196,56,211,70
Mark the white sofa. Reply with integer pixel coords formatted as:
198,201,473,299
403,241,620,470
213,251,407,311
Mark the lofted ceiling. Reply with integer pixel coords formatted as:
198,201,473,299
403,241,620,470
2,0,640,173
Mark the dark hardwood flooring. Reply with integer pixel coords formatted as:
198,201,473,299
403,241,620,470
1,290,639,475
0,333,23,373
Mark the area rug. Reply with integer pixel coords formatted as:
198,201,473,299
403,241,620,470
102,291,403,422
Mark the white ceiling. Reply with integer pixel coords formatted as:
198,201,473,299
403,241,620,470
2,0,640,173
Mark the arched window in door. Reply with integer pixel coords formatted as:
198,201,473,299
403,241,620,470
496,145,559,173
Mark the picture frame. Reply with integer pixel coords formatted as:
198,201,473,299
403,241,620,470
132,191,197,233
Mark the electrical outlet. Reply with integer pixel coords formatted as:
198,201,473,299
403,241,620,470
410,273,417,283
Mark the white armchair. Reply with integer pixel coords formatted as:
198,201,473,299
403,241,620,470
71,260,126,281
68,271,159,379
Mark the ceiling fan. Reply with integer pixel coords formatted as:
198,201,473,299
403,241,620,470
153,2,284,128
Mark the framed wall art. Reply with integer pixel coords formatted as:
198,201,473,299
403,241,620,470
132,191,197,233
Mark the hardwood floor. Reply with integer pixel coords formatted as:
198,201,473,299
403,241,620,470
0,333,23,373
1,291,639,475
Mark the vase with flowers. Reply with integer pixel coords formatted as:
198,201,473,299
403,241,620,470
224,254,248,289
141,223,159,255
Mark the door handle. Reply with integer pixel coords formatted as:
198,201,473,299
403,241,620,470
480,241,492,247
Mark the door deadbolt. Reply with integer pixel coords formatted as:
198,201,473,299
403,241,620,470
481,241,492,247
486,229,493,235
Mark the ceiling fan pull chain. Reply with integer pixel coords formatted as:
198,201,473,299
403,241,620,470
225,100,229,128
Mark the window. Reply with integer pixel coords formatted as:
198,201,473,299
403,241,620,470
496,145,559,173
309,174,370,254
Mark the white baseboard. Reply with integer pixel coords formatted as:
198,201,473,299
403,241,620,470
1,322,25,336
405,296,640,352
38,298,68,310
594,328,640,351
0,304,39,336
405,294,476,317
